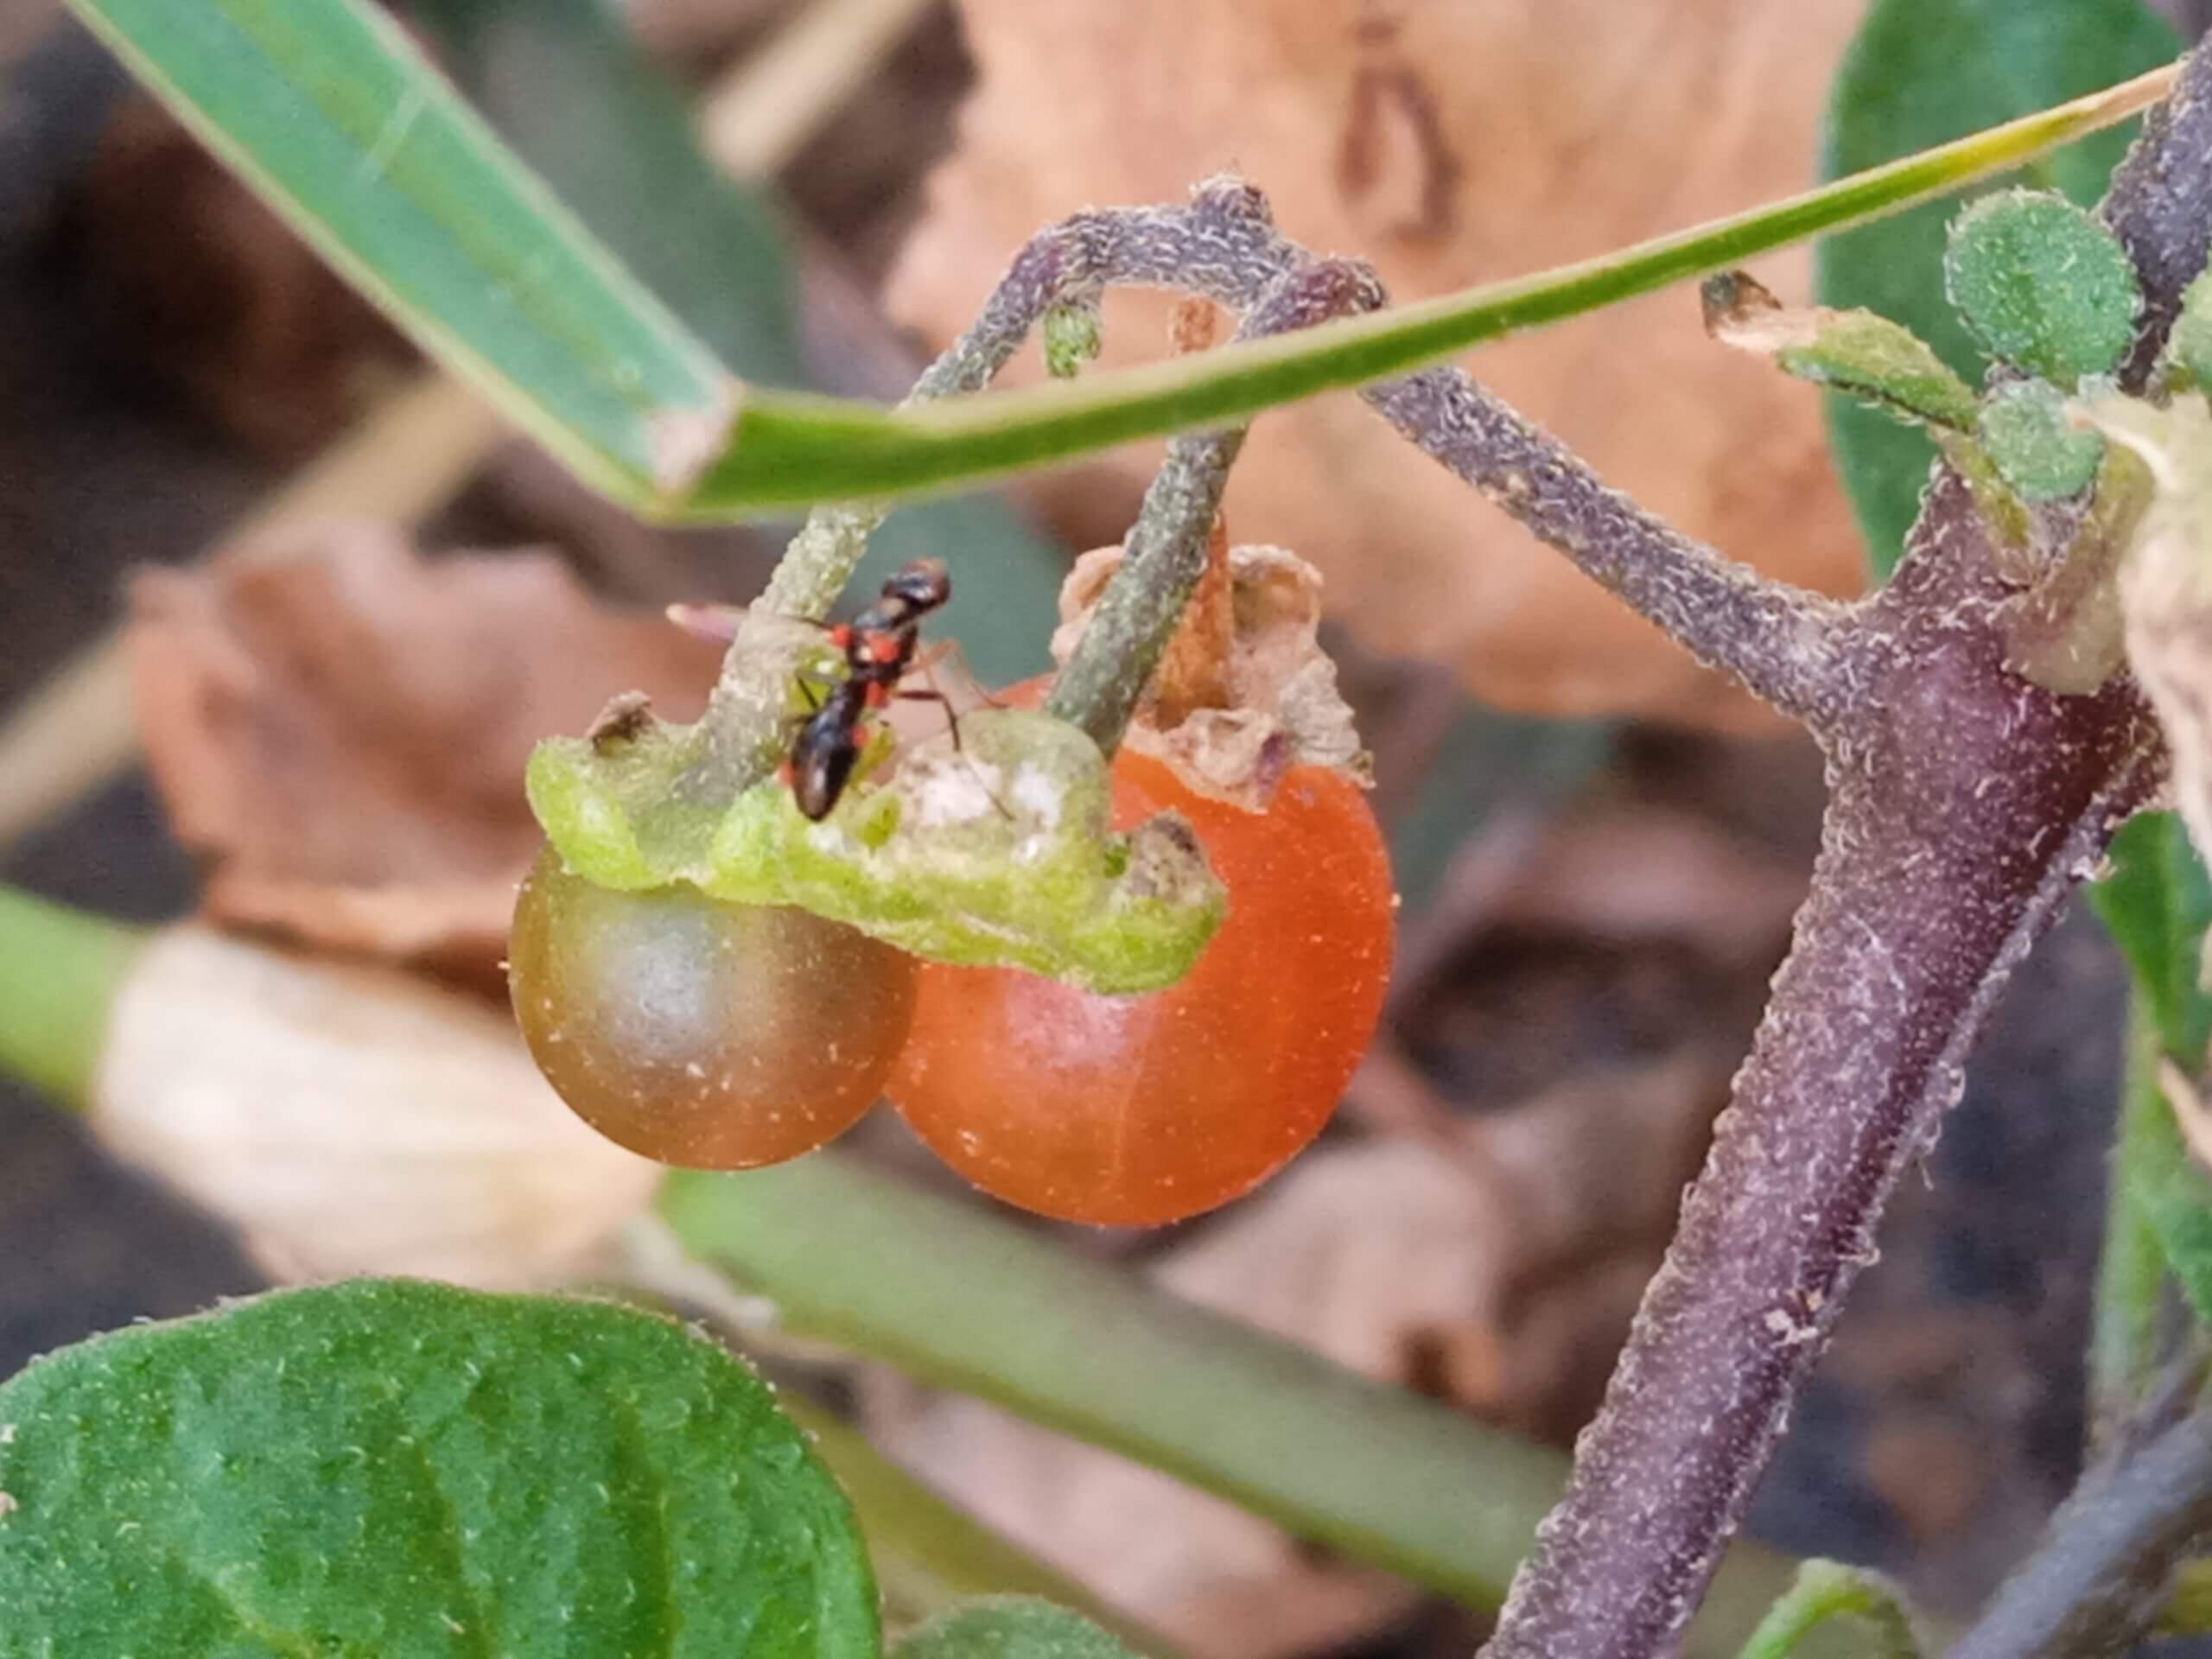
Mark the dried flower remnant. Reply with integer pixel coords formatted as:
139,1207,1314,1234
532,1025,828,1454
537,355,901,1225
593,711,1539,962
1052,542,1366,810
2104,396,2212,871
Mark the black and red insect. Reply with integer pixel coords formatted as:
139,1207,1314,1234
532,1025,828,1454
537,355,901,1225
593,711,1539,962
785,559,953,820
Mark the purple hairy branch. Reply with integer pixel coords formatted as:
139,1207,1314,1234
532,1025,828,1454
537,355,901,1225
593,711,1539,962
1948,1383,2212,1659
2103,45,2212,386
1475,40,2212,1659
1479,473,2160,1659
1363,371,1850,728
921,175,1852,731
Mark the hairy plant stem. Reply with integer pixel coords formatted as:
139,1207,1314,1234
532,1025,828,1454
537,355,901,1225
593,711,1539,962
1481,475,2159,1659
1046,261,1381,753
920,177,1850,726
1945,1385,2212,1659
1479,37,2212,1656
1041,428,1243,753
702,195,1374,783
716,173,1846,788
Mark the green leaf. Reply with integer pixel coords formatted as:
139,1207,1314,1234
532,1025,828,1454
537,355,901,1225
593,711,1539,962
1944,190,2140,384
2089,814,2212,1329
0,1280,879,1659
406,0,807,387
1700,272,1979,431
1817,0,2178,576
2171,268,2212,391
1042,302,1104,381
1734,1561,1923,1659
67,0,2174,518
1978,376,2106,499
2093,811,2212,1059
1781,311,1984,430
895,1599,1146,1659
2115,996,2212,1330
411,0,1060,686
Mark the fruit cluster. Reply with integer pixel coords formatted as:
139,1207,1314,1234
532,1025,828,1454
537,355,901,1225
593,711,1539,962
512,695,1391,1226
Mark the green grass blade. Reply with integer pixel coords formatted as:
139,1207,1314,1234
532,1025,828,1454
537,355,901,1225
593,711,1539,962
73,0,2174,517
63,0,732,505
683,60,2178,512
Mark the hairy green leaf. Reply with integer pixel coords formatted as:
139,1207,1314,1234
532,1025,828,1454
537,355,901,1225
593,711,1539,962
2171,268,2212,391
1042,302,1104,381
1978,377,2106,499
1778,311,1982,430
1945,190,2140,384
1700,272,1978,430
0,1280,878,1659
1817,0,2177,576
2090,814,2212,1327
895,1598,1146,1659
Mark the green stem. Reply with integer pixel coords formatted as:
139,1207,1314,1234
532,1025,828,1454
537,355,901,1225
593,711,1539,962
0,885,145,1109
1734,1561,1923,1659
658,1154,1805,1656
2094,991,2186,1448
1045,257,1382,753
686,64,2177,513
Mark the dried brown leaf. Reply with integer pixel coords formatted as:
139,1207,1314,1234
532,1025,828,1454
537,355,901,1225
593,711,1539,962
887,0,1869,728
92,925,662,1288
126,521,721,981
